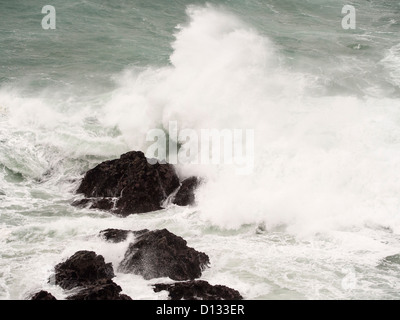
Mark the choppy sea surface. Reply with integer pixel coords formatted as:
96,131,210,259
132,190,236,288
1,0,400,299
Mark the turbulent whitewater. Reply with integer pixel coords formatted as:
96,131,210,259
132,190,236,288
1,0,400,299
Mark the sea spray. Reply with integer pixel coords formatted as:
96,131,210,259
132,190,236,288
1,1,400,300
99,6,400,233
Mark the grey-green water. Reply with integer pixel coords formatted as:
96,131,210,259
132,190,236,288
1,0,400,299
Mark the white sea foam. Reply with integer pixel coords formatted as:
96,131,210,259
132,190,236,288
381,43,400,88
1,4,400,300
1,6,399,236
98,6,400,234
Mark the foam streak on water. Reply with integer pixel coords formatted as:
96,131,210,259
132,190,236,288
1,1,400,300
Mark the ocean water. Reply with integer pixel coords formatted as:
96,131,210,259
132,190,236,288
1,0,400,300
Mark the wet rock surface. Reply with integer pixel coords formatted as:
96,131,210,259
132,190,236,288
74,151,180,216
153,280,243,300
71,198,115,211
172,177,201,206
50,250,132,300
30,290,57,300
118,229,210,281
37,231,242,300
66,279,132,300
52,250,114,290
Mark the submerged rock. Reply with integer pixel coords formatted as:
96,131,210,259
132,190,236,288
118,229,210,281
52,250,114,290
66,279,132,300
377,253,400,271
153,280,243,300
30,290,57,300
99,228,149,243
381,254,400,264
172,177,201,206
74,151,180,216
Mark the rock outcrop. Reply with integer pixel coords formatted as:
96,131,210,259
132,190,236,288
153,280,243,300
53,250,114,290
118,229,209,281
73,151,180,216
50,250,131,300
30,290,57,300
172,177,201,206
66,279,132,300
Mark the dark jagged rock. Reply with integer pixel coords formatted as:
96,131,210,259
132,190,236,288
66,279,132,300
153,280,243,300
50,251,132,300
118,229,209,281
99,228,149,243
52,251,114,290
30,290,57,300
74,151,180,216
72,198,114,211
172,177,201,206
